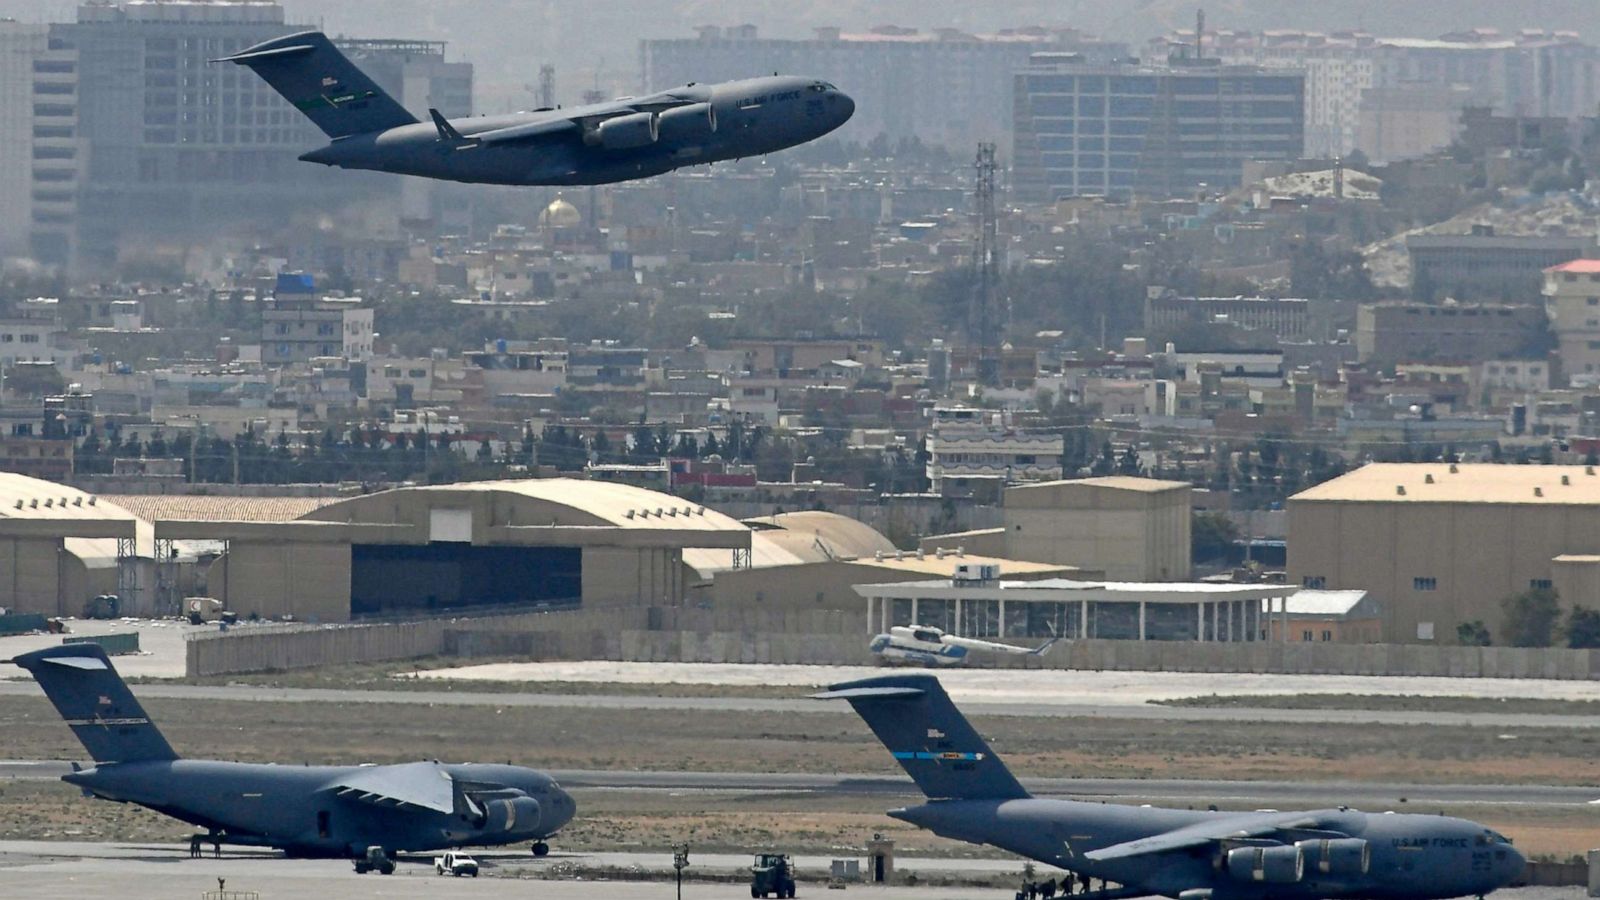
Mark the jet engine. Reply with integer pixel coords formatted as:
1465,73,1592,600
1226,845,1304,884
480,796,542,833
596,111,659,150
657,102,717,143
1297,838,1369,876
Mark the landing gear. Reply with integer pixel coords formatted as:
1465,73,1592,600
532,841,550,857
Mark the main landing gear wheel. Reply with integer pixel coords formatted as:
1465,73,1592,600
532,841,550,857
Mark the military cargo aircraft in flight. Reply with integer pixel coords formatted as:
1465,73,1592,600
218,31,854,186
817,674,1526,900
13,643,575,874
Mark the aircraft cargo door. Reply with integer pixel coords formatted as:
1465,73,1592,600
349,544,581,617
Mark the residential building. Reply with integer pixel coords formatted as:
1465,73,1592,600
1012,57,1304,201
259,274,373,366
1354,302,1547,367
1543,259,1600,384
924,407,1063,497
1144,292,1313,340
1355,83,1473,163
1407,226,1589,301
641,24,1126,149
1289,463,1600,643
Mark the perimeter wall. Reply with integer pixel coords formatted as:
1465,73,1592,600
185,605,1600,679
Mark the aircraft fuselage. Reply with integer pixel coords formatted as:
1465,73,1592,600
300,76,854,185
895,799,1525,900
66,759,574,856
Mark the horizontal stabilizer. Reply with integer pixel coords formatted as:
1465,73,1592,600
811,686,924,701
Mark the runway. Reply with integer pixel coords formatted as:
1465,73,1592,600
0,839,1585,900
1,680,1597,729
4,760,1594,808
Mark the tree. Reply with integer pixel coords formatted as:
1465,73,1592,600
1500,588,1560,648
1564,605,1600,649
1455,620,1492,646
1191,512,1240,564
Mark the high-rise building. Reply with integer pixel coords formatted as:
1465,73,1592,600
0,21,79,267
1151,28,1600,162
49,2,473,269
1012,57,1304,202
641,25,1127,150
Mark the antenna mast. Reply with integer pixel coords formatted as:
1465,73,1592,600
971,142,1000,387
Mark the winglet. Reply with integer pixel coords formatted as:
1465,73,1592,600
430,108,464,142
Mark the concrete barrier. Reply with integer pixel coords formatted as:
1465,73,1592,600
185,600,1600,679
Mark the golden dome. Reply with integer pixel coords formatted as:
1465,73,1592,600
540,196,582,227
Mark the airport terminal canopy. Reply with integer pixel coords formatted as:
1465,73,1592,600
155,478,752,620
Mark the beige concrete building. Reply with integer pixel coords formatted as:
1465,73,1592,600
1289,463,1600,644
929,477,1191,581
1543,259,1600,384
157,479,749,623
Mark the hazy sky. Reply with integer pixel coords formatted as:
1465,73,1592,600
10,1,1600,111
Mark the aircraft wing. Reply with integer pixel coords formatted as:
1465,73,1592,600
1084,811,1334,862
325,761,457,813
461,94,699,147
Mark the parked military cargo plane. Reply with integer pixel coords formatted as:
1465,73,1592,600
219,31,854,186
13,643,574,874
818,674,1526,900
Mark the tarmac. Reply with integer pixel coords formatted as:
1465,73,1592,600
0,841,1584,900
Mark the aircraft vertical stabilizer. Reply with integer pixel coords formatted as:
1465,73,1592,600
13,643,178,764
815,674,1029,801
217,31,419,138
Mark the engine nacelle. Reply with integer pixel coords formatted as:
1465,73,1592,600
1297,838,1369,876
481,796,542,833
1226,845,1304,884
657,102,717,143
596,111,659,150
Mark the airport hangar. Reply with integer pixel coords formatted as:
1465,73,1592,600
1289,462,1600,644
145,479,754,621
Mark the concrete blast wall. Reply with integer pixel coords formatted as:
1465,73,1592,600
187,606,1600,679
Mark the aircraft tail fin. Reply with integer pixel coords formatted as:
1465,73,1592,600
814,674,1029,801
12,644,178,764
1029,636,1061,656
217,31,418,138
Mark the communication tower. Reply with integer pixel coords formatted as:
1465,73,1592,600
971,142,1000,386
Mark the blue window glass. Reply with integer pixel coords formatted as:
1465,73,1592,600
1029,95,1075,117
1109,154,1139,169
1078,153,1105,168
1077,118,1105,134
1109,137,1144,152
1038,135,1074,151
1029,74,1074,93
1174,77,1218,94
1109,96,1154,117
1109,76,1156,95
1077,75,1105,92
1041,152,1074,167
1175,101,1220,117
1110,120,1148,135
1078,96,1105,116
1077,137,1104,151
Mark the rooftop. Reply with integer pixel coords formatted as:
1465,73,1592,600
1291,463,1600,505
1546,259,1600,274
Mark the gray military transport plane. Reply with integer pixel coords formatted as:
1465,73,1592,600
13,643,575,874
817,674,1525,900
217,31,854,185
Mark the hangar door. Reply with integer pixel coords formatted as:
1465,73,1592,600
350,544,581,617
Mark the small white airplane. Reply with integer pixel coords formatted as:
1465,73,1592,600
868,625,1060,667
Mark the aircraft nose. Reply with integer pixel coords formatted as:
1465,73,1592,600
833,90,856,123
1501,846,1527,885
